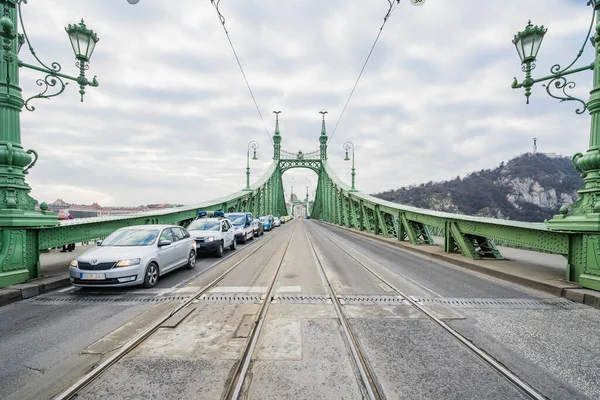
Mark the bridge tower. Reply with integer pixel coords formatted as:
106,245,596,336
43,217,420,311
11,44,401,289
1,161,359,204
273,111,282,160
319,111,328,161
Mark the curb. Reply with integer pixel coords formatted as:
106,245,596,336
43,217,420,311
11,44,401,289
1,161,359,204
0,275,71,307
317,221,600,310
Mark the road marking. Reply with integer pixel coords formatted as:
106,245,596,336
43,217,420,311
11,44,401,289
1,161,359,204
210,285,303,293
58,286,77,293
277,285,302,292
210,286,266,293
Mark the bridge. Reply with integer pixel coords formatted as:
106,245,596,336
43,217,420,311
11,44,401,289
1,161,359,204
1,1,600,399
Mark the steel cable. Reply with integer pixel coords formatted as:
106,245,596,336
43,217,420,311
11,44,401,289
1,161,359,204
329,0,402,143
210,0,273,144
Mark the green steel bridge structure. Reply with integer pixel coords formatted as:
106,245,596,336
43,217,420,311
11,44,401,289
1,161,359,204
2,0,600,292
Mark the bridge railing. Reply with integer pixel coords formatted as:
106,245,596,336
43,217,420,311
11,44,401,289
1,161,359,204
314,163,571,264
35,162,283,250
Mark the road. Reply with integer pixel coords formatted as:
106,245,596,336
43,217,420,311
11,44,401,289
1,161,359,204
1,219,599,399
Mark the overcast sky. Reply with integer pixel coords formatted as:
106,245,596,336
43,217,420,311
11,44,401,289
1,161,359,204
16,0,593,207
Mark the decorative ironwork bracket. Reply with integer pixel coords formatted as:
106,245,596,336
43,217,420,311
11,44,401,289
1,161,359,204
512,0,597,114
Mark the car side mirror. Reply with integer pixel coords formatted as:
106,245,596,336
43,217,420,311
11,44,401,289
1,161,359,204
96,240,103,246
158,239,172,247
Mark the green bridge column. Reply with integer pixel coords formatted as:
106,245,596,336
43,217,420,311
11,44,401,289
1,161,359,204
0,1,59,287
545,4,600,290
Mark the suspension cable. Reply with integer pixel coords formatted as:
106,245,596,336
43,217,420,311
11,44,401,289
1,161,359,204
328,0,402,143
210,0,273,144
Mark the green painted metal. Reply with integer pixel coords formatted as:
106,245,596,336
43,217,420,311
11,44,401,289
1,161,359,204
3,6,600,292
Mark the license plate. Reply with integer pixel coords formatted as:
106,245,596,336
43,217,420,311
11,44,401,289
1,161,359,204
80,273,105,280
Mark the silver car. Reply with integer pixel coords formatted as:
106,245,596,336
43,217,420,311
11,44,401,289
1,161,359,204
69,225,196,288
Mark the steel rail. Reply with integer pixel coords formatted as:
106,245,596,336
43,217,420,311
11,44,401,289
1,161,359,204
54,231,283,400
225,222,299,399
312,223,548,400
304,225,385,400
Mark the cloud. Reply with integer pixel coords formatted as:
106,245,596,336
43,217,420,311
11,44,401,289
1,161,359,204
9,0,593,207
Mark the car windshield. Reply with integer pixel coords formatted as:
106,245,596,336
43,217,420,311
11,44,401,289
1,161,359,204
188,220,220,231
102,228,159,247
227,215,246,225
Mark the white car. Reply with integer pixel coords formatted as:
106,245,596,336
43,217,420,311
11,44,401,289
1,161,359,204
70,225,196,288
225,212,255,243
187,215,236,257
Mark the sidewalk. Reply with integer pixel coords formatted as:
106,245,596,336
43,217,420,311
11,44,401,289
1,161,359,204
0,244,94,306
322,223,600,309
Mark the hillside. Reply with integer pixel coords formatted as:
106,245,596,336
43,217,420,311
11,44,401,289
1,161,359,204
372,153,583,222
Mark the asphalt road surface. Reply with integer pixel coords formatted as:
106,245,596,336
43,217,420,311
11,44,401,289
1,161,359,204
1,219,599,399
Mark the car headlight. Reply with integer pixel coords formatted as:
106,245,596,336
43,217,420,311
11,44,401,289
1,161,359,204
115,258,141,267
70,260,78,268
206,236,214,242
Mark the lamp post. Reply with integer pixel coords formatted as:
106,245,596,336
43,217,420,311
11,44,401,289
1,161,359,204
343,141,357,192
0,1,99,223
0,1,100,287
511,1,600,231
245,140,259,191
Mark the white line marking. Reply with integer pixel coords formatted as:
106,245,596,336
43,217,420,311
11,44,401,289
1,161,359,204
276,286,302,293
210,286,267,293
58,286,77,293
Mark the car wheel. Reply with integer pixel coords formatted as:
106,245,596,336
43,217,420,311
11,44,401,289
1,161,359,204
250,231,255,241
215,241,224,258
186,250,196,269
143,262,159,288
241,234,247,244
230,238,237,251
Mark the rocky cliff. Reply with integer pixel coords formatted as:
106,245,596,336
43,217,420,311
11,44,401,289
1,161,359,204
373,153,582,222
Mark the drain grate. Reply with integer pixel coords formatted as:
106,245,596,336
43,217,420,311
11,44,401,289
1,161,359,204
411,297,587,310
339,295,405,305
272,295,331,304
197,294,263,304
26,295,191,306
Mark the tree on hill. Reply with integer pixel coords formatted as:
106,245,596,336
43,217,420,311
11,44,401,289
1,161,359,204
372,153,582,223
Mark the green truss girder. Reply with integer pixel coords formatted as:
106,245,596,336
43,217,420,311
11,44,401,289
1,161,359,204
35,162,286,251
312,163,600,290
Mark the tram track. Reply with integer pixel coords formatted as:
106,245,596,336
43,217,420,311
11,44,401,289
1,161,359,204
223,221,299,399
304,224,386,400
54,225,288,400
307,221,548,400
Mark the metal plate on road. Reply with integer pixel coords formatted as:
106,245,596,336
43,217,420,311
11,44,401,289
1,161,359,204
80,273,105,280
411,297,587,309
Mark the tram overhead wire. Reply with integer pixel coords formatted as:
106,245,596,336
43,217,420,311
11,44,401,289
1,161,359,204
210,0,273,145
328,0,402,144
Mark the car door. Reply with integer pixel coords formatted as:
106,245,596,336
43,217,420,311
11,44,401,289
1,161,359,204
223,220,234,247
157,228,178,272
171,227,189,267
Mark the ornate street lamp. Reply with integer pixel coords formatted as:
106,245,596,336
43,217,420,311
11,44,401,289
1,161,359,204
511,1,600,232
343,141,357,192
244,140,259,191
0,0,100,227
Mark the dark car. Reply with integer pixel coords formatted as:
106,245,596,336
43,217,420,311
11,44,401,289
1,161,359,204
251,219,264,236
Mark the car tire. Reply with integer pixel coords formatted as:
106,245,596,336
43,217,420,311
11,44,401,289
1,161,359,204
142,262,159,288
186,250,196,269
250,231,255,241
241,234,247,244
215,241,224,258
230,238,237,251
